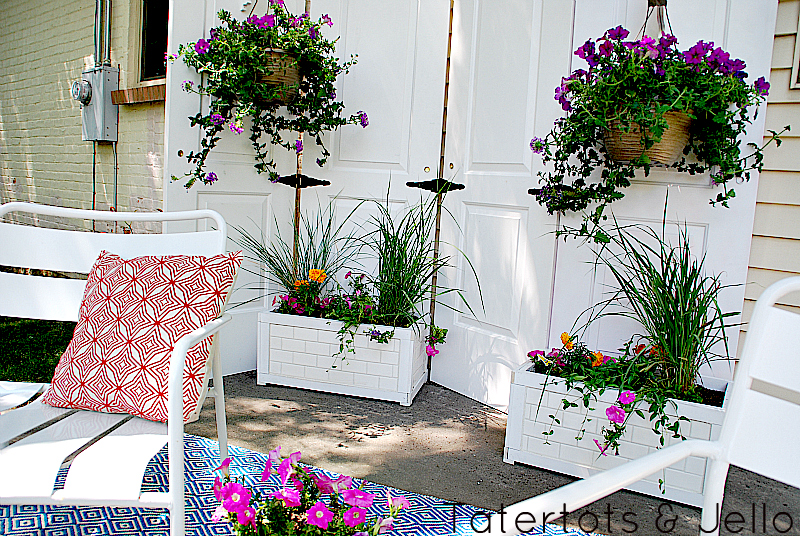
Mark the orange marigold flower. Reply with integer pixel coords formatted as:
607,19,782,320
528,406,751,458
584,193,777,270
560,332,574,350
294,279,309,287
308,269,327,283
590,351,604,367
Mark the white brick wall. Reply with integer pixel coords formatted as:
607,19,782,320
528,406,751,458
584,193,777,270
505,367,727,506
0,0,163,233
257,312,427,405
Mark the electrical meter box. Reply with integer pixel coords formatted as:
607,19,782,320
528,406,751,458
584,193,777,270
76,65,119,142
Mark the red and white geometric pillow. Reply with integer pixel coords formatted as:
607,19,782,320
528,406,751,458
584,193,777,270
42,250,242,423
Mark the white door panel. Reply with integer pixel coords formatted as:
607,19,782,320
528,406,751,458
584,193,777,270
166,0,449,374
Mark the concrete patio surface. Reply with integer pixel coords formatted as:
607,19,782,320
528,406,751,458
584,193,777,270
187,372,800,535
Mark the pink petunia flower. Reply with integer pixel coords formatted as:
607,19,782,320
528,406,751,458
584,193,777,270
618,390,636,405
237,506,257,529
341,488,376,508
270,487,301,507
213,477,226,501
221,483,251,514
313,473,353,494
211,504,228,522
606,405,626,424
426,345,439,358
214,457,231,473
343,506,367,527
386,489,411,510
306,502,334,529
594,439,609,456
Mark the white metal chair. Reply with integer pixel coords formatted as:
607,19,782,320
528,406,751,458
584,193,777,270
481,276,800,536
0,202,233,536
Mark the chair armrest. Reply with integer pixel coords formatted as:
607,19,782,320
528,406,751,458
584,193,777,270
482,439,722,535
167,314,233,428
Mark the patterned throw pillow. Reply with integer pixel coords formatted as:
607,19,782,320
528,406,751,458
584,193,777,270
42,250,241,423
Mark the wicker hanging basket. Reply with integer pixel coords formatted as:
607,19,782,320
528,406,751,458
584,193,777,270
255,49,300,105
603,111,692,165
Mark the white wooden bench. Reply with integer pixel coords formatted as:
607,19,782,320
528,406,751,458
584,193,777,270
0,202,233,536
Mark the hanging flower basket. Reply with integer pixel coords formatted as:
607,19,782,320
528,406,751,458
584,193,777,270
604,110,691,165
255,48,300,105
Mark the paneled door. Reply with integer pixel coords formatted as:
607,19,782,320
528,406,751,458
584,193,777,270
547,0,777,381
435,0,777,410
164,0,450,375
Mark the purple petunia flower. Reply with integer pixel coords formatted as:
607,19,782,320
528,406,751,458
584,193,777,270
683,45,705,65
194,39,210,54
618,390,636,405
607,25,629,41
230,122,244,134
210,113,225,126
357,111,369,128
575,39,595,61
295,139,303,153
598,39,614,58
308,26,319,39
269,0,285,5
754,76,770,96
322,14,333,26
659,33,677,48
209,28,218,41
206,172,218,183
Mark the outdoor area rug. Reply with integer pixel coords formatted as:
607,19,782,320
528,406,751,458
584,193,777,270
0,435,595,536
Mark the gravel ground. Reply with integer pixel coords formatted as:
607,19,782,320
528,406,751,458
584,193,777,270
187,372,800,535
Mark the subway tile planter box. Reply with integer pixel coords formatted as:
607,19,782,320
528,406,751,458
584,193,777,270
257,312,427,406
503,363,728,507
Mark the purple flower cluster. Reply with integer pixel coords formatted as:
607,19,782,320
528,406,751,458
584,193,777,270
205,172,218,183
529,137,545,154
210,113,225,126
269,0,285,6
247,14,275,29
295,139,303,153
357,111,369,128
230,122,244,134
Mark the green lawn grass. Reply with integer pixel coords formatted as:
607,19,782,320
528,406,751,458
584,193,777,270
0,316,75,383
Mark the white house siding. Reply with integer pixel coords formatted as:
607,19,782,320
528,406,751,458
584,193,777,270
0,0,163,232
740,0,800,347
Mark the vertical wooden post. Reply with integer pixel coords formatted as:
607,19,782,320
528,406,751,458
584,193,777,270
293,131,303,276
426,0,454,383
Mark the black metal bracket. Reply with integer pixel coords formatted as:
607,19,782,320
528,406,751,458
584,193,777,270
276,174,331,189
406,178,465,193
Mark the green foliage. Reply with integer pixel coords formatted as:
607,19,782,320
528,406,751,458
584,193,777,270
530,27,787,241
173,7,366,187
531,337,692,457
360,196,451,329
234,198,361,316
575,211,736,396
0,316,74,383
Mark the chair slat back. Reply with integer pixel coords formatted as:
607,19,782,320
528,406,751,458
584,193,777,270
0,202,228,323
720,278,800,489
0,272,87,321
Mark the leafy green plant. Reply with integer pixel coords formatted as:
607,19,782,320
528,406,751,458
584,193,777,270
529,336,689,457
577,210,736,396
234,198,361,313
529,25,787,241
211,449,410,535
529,202,734,457
360,195,471,329
173,5,368,187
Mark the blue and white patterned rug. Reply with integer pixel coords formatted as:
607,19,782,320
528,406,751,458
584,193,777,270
0,435,593,535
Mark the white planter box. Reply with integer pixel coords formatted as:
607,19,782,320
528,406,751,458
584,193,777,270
503,363,728,507
257,312,427,406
